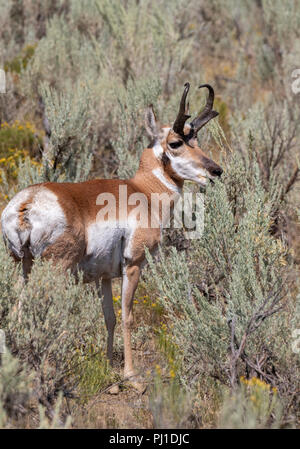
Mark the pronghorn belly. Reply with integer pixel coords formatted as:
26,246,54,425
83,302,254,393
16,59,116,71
1,186,66,259
78,223,126,281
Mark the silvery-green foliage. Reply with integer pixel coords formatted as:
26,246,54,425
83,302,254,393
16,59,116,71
0,350,71,428
38,392,72,429
0,238,19,326
16,157,45,191
149,375,193,429
20,0,193,180
230,100,300,195
0,1,11,65
0,156,45,201
0,256,104,405
0,0,300,429
218,383,283,429
114,77,161,178
262,0,300,43
94,0,191,89
38,81,94,182
146,246,229,385
22,15,90,91
0,0,68,65
146,150,298,403
0,350,32,426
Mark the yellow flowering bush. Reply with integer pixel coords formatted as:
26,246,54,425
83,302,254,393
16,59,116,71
0,121,42,158
4,44,36,74
219,376,282,428
156,322,182,380
0,122,43,198
0,148,42,184
240,376,278,412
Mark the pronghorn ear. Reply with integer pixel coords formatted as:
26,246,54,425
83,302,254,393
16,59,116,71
145,105,159,140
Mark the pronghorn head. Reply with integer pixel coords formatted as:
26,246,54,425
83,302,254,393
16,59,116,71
145,83,223,187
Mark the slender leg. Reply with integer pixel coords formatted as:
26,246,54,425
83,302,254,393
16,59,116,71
122,264,145,392
17,252,33,322
97,278,119,394
98,278,116,365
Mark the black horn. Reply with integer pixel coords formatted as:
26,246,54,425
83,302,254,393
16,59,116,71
190,84,219,135
172,82,191,136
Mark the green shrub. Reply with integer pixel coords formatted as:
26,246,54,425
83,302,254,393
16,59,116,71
0,350,32,427
149,372,193,429
0,120,41,158
73,344,118,401
145,148,299,424
218,377,283,429
4,44,36,74
38,81,94,182
0,0,300,429
0,252,105,410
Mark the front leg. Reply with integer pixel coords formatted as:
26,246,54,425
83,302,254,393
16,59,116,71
121,227,161,392
121,263,145,392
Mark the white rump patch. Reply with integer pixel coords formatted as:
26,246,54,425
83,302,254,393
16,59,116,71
1,186,66,258
1,188,32,258
28,188,66,256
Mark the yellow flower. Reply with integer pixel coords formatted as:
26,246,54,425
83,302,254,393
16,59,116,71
170,369,175,378
279,256,287,266
151,303,156,307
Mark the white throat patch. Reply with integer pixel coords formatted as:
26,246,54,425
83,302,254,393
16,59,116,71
152,168,181,194
153,142,164,159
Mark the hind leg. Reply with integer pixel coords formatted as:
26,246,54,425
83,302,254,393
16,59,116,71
99,278,116,365
22,245,33,282
16,247,33,322
96,278,119,394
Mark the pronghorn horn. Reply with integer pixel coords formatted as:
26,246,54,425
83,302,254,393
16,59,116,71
190,84,219,135
172,82,191,136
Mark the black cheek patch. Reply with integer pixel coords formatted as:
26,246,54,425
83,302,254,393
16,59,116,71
161,152,169,167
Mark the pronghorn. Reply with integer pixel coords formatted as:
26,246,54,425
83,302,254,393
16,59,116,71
1,83,222,393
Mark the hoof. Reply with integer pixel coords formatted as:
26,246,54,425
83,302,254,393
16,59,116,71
124,372,147,394
129,380,147,394
107,384,120,395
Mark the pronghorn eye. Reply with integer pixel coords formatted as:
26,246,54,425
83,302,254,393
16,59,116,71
169,141,183,149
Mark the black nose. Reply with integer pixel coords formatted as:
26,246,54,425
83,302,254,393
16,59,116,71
211,166,223,177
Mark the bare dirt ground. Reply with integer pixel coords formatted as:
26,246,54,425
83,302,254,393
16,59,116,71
71,346,156,429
